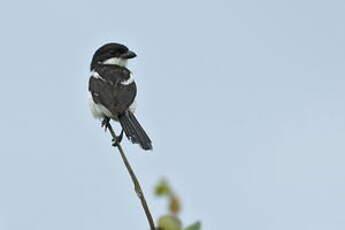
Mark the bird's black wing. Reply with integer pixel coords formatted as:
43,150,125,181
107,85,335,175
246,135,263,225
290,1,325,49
89,65,137,116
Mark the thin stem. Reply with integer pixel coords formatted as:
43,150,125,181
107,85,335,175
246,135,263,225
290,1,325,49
107,123,156,230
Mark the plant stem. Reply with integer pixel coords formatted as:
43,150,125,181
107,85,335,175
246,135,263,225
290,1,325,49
107,123,156,230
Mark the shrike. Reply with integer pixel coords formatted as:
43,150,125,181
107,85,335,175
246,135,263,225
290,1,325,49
88,43,152,150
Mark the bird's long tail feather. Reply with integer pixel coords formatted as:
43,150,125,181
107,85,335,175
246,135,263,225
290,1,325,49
119,111,152,150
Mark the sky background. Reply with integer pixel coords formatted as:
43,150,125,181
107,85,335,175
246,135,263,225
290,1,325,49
0,0,344,229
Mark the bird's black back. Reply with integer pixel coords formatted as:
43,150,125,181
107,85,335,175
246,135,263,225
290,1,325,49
89,64,137,116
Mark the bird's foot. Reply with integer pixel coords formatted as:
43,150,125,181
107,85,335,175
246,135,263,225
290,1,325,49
112,129,124,147
101,117,110,132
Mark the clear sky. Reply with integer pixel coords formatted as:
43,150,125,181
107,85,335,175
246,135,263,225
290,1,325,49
0,0,344,229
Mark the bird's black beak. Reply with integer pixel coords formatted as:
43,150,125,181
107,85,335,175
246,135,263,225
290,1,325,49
120,50,137,59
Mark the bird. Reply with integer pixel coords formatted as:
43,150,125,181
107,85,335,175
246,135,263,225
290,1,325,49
88,43,152,150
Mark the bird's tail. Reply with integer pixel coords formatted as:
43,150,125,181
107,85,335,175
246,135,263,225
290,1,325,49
118,111,152,150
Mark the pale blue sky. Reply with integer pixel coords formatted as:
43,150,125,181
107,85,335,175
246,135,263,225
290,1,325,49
0,0,344,229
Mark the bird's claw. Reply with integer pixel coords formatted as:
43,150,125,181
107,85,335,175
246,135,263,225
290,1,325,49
112,129,124,147
101,117,110,132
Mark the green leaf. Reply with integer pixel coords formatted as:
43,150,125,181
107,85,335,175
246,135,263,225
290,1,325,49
158,215,182,230
184,221,201,230
154,179,171,197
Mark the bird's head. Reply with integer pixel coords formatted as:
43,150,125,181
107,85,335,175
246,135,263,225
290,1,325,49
90,43,137,70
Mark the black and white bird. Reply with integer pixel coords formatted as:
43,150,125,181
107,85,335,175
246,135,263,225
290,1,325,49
88,43,152,150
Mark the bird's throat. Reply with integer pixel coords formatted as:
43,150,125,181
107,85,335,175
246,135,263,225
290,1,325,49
103,57,128,67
